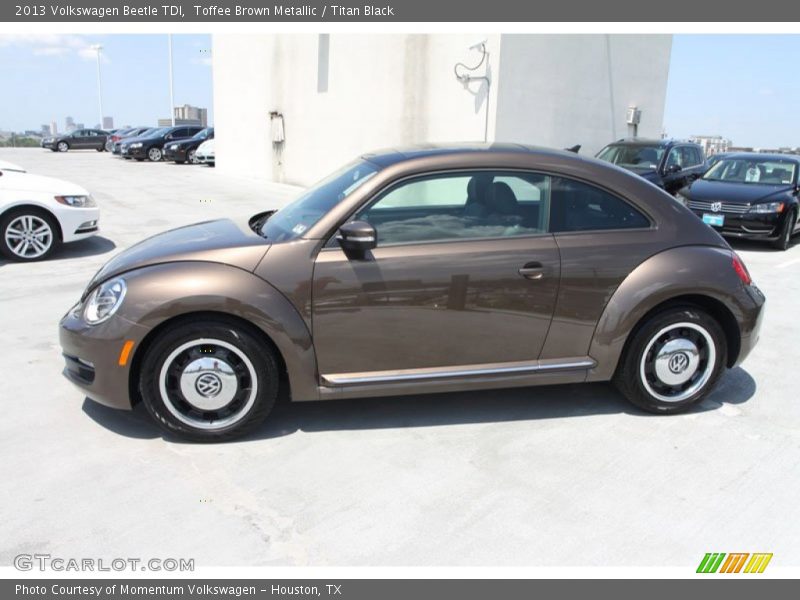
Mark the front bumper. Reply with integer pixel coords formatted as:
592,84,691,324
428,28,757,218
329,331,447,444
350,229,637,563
691,209,784,240
58,206,101,243
41,141,56,149
164,145,187,161
125,145,148,158
59,310,152,410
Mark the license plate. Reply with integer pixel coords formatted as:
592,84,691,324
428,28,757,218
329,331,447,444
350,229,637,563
702,213,724,227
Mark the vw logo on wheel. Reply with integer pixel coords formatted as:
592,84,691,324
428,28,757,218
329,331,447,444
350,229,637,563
668,352,690,374
195,373,223,398
710,201,722,213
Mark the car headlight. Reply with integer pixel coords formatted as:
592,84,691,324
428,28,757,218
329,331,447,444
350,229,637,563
748,202,785,214
55,195,96,208
130,142,143,148
83,278,126,325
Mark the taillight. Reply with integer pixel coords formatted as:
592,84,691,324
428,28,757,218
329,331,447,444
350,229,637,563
732,253,752,285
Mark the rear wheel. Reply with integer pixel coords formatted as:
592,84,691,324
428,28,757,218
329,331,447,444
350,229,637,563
147,147,162,162
0,208,60,261
772,210,796,251
139,320,279,442
613,307,727,414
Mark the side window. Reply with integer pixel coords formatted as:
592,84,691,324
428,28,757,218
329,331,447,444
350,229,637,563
549,177,650,233
355,171,551,245
681,146,700,167
666,147,683,168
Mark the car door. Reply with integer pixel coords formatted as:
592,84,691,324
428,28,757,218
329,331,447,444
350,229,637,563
70,130,88,149
311,170,561,380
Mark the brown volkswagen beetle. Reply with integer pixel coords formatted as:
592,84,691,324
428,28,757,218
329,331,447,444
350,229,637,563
59,144,765,441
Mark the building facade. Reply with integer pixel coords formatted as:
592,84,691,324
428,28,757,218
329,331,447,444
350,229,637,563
690,135,732,156
212,34,672,186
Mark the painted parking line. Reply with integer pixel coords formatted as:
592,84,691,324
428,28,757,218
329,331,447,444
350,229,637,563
776,256,800,269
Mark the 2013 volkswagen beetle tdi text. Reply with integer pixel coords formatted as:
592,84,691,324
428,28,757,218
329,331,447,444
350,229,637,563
59,144,765,442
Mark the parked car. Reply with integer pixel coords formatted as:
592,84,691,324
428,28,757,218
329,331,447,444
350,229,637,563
195,138,215,166
596,138,707,195
164,127,214,164
0,168,99,261
41,129,109,152
105,127,149,152
679,153,799,250
111,127,154,155
0,159,26,173
59,144,764,442
120,126,204,162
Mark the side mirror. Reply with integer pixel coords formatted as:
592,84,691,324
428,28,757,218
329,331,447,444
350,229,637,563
666,164,682,174
337,221,377,255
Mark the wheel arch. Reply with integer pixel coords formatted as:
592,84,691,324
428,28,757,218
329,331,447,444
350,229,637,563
0,202,63,241
586,245,746,381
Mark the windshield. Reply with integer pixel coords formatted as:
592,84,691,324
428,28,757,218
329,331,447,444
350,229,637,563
259,160,379,241
192,128,213,140
142,127,168,138
703,158,797,185
597,144,665,169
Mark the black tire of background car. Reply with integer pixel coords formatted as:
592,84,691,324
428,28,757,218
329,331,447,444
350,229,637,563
613,306,727,414
0,207,60,262
772,210,796,251
139,319,280,442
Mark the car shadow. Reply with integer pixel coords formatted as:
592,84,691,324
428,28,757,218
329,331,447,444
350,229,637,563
81,367,757,444
728,237,797,253
0,235,116,268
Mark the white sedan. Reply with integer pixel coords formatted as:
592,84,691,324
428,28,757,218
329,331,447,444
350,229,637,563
195,138,215,166
0,159,26,173
0,167,100,261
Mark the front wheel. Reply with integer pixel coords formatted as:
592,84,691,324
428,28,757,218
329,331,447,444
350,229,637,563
0,209,60,261
188,149,198,164
613,307,727,414
772,210,796,251
147,147,162,162
57,141,69,152
139,320,279,442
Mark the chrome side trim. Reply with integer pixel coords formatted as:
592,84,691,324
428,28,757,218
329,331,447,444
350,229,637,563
322,357,596,386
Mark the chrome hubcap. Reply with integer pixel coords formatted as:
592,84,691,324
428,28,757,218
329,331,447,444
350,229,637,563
58,142,67,151
640,322,716,403
149,148,161,160
159,338,258,430
5,215,53,258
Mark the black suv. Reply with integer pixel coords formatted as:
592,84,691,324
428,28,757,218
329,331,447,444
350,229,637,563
596,138,707,195
121,126,204,162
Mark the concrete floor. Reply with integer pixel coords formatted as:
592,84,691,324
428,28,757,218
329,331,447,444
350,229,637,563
0,147,798,568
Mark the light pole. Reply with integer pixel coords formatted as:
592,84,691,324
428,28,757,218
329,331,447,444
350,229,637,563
90,44,104,128
168,34,175,126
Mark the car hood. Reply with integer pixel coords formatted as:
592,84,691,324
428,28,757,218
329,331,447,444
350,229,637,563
0,159,25,172
86,218,270,293
0,170,88,195
197,139,215,152
688,179,793,203
169,137,203,148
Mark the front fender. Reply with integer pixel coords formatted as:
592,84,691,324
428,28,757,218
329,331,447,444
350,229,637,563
119,261,319,401
587,245,748,381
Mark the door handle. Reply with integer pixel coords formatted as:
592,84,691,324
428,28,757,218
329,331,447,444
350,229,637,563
519,262,545,280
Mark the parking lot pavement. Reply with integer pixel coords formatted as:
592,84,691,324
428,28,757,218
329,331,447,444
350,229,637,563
1,147,799,568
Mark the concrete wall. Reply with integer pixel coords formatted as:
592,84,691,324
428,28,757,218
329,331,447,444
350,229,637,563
213,33,500,186
493,34,672,156
212,34,672,186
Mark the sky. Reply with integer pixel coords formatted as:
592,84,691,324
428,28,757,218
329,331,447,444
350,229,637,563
0,34,213,132
0,33,798,148
663,35,800,148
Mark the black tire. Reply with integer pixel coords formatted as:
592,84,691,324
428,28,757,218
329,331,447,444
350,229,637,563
0,208,61,261
57,141,69,152
188,149,197,164
96,147,104,152
134,158,145,162
139,319,279,442
772,210,796,251
613,306,727,414
174,160,185,165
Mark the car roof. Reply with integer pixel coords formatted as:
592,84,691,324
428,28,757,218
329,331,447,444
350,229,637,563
360,142,580,168
605,138,696,148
